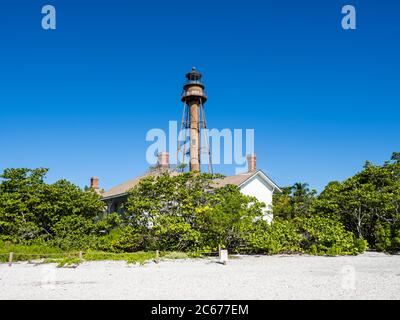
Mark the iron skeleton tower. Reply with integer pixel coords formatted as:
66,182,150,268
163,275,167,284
178,68,212,173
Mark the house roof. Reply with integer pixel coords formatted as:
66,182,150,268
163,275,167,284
101,170,178,200
213,173,255,188
101,169,281,200
213,170,282,192
101,175,145,200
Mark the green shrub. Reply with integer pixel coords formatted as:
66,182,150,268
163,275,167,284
326,244,342,256
151,216,202,251
374,221,400,252
354,238,369,253
94,212,122,234
312,153,400,252
50,215,97,251
295,215,363,255
0,168,104,243
246,215,367,256
246,220,302,254
308,244,319,255
124,173,266,253
95,226,144,253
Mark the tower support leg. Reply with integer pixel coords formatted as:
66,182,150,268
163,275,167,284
189,102,200,172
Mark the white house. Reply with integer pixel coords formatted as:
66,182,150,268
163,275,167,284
213,155,282,222
96,153,281,221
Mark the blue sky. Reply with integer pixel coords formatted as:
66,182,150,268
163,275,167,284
0,0,399,192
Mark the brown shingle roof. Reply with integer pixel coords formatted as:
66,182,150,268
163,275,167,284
102,175,146,199
101,170,278,200
101,170,178,199
213,173,255,188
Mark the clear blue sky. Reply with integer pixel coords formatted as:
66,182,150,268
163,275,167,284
0,0,399,192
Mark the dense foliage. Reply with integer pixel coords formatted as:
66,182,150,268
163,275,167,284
273,182,317,219
122,172,364,255
274,153,400,253
314,153,400,252
0,168,104,245
1,153,398,256
124,173,266,252
246,215,366,255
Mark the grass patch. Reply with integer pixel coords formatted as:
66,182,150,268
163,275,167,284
43,258,63,263
0,242,201,265
0,241,67,263
56,257,82,268
43,257,82,267
84,251,199,264
84,250,156,265
161,252,189,259
187,252,203,258
126,252,156,265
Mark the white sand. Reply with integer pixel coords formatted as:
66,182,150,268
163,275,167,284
0,252,399,300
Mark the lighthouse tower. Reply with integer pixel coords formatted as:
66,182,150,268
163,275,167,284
178,68,212,173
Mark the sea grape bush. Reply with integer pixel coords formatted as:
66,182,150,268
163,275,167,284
0,168,104,245
312,152,400,253
246,219,302,254
0,152,399,256
245,216,366,255
295,214,367,255
124,173,266,252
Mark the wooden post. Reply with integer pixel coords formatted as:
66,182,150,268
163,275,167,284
8,252,13,267
219,249,228,265
155,250,160,264
79,251,83,261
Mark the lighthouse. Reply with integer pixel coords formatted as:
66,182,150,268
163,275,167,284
179,68,212,173
101,68,282,219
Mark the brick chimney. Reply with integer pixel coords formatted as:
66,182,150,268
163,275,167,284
158,152,170,170
247,154,256,173
90,176,99,190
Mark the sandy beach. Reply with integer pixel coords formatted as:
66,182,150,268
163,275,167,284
1,252,399,300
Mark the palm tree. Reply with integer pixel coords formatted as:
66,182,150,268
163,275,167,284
292,182,310,198
291,182,314,217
